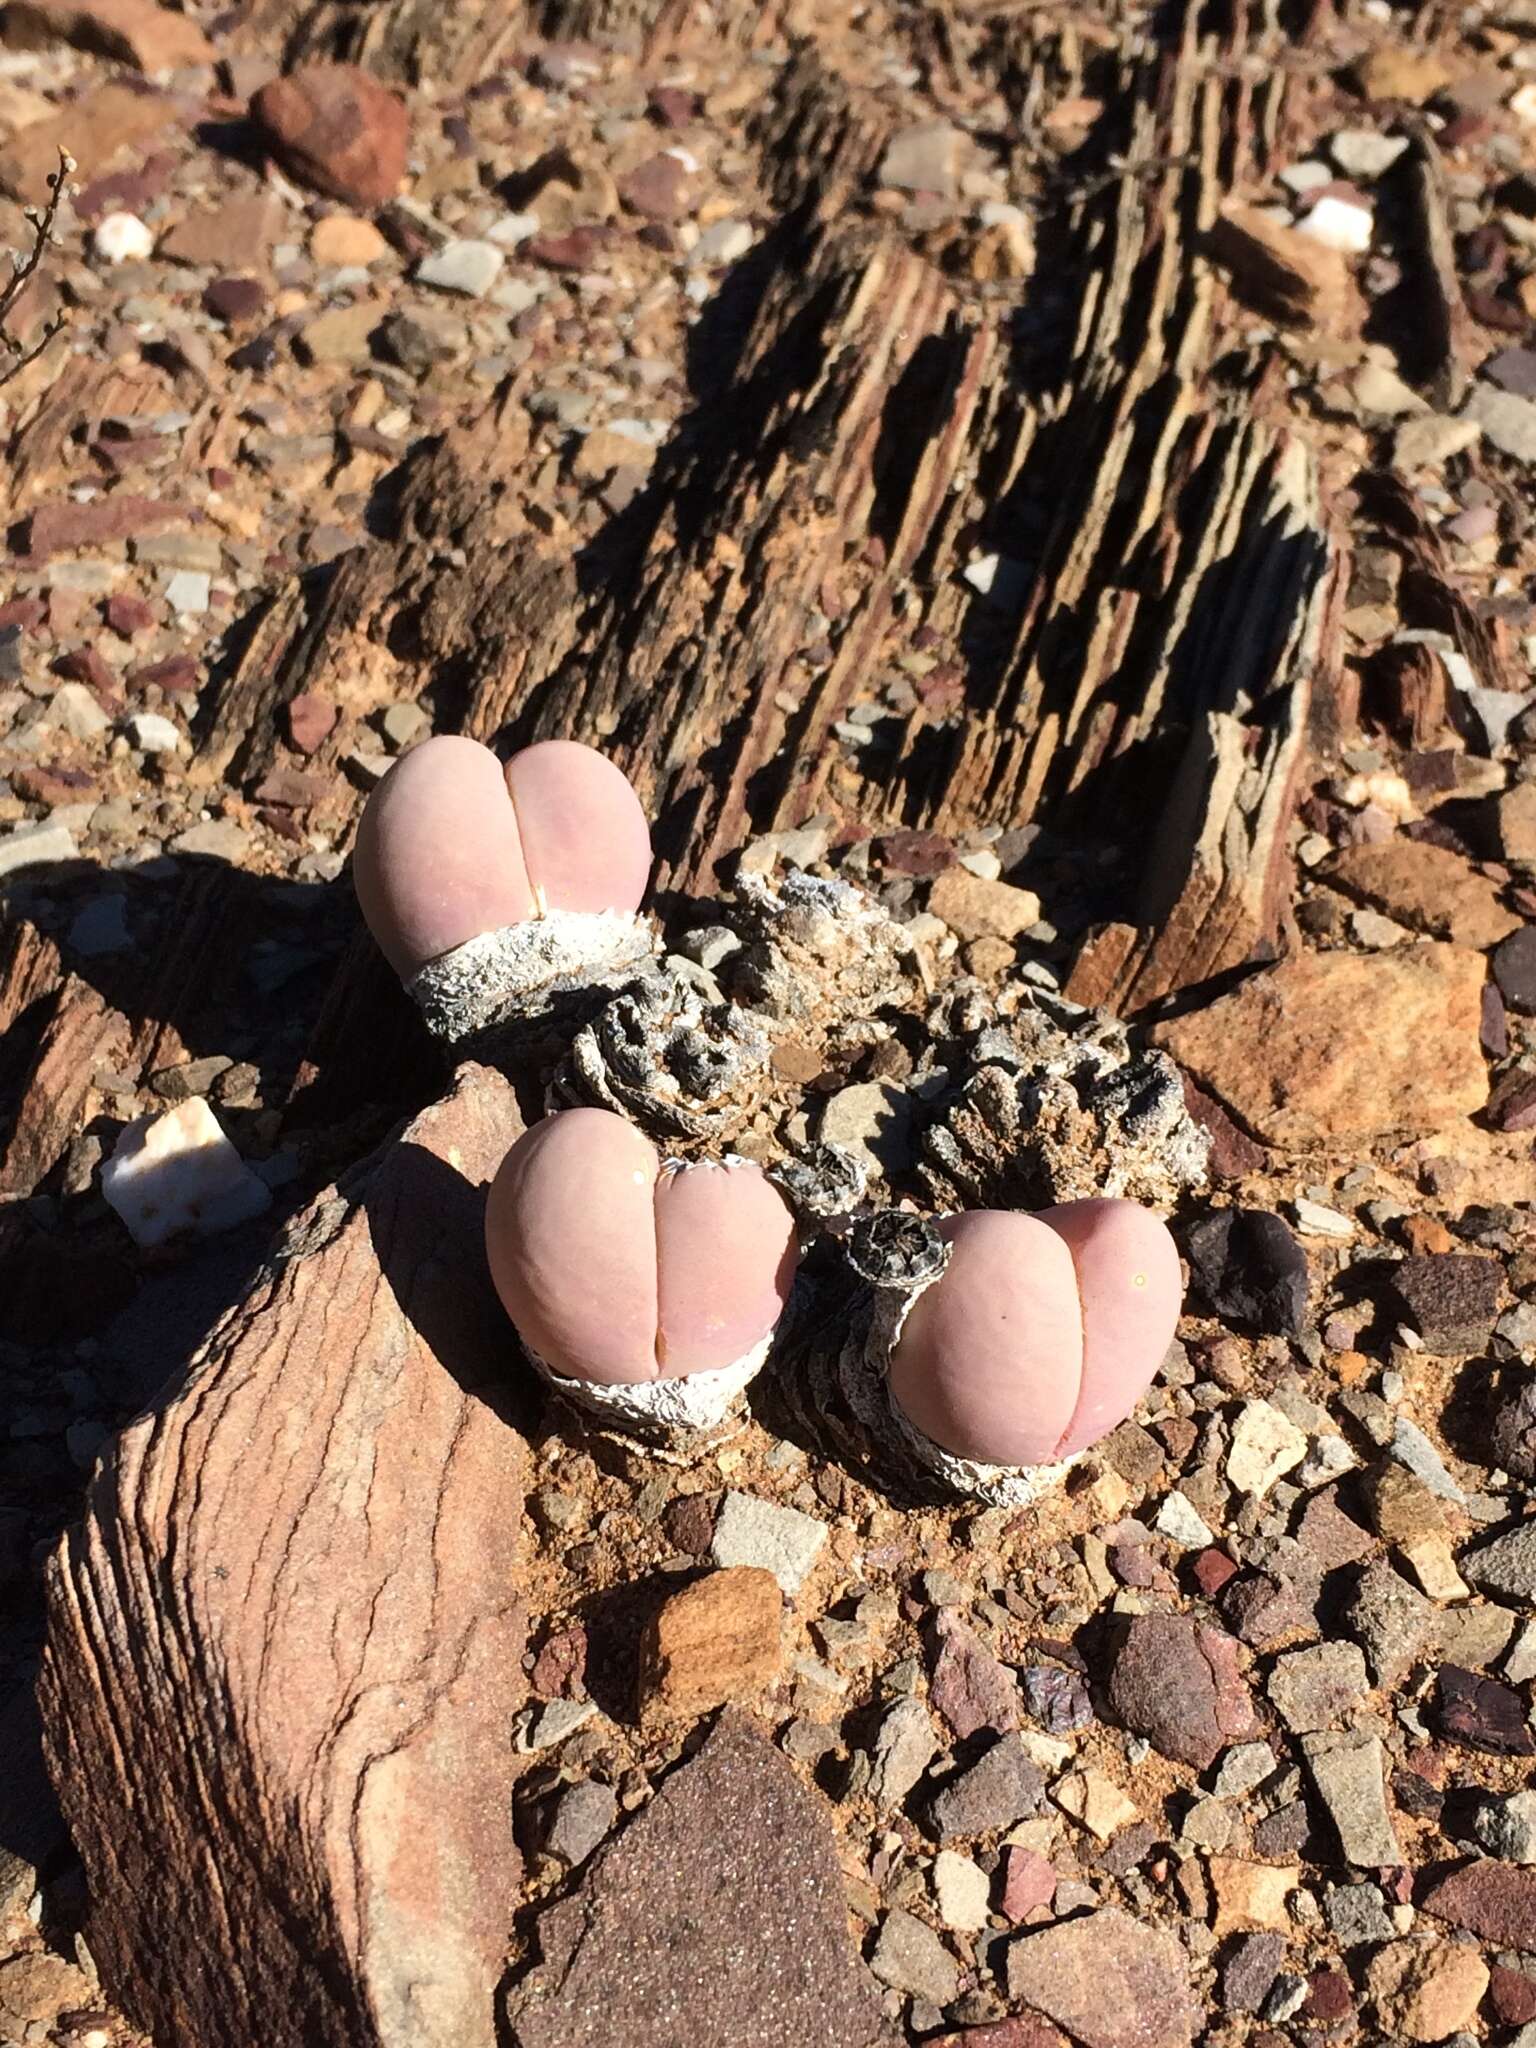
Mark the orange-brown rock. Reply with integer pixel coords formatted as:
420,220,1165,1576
252,65,409,209
40,1066,530,2048
1324,839,1519,951
1205,203,1357,332
1150,945,1487,1145
639,1567,784,1720
1365,1937,1490,2042
0,80,178,201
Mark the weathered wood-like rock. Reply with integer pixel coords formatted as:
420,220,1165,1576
40,1065,531,2048
0,972,126,1196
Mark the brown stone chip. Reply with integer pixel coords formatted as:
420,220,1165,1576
638,1567,783,1721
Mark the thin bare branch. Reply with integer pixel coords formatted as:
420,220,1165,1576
0,146,71,389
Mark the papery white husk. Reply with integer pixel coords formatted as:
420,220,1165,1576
525,1331,772,1457
406,909,657,1043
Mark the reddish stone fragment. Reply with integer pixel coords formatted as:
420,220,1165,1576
253,769,330,812
1105,1612,1255,1770
252,65,409,208
128,654,199,694
913,661,965,711
259,808,305,842
647,85,697,128
55,646,118,699
1432,1665,1535,1755
618,153,689,222
928,1608,1021,1740
1421,1859,1536,1947
1488,1069,1536,1133
1490,1964,1536,2026
1181,1075,1266,1179
663,1493,716,1557
530,1623,586,1700
26,495,187,556
0,596,46,630
526,229,597,270
104,592,156,639
1305,1968,1354,2022
286,691,338,755
1000,1845,1057,1921
73,150,175,223
1295,1486,1376,1570
203,276,266,325
1193,1548,1239,1597
1481,981,1508,1059
875,828,954,877
11,765,96,806
1006,1906,1197,2048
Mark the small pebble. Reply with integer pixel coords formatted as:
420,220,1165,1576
94,212,155,263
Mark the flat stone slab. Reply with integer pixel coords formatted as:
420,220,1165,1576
507,1710,896,2048
1006,1905,1198,2048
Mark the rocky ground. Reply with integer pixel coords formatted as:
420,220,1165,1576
1,0,1536,2045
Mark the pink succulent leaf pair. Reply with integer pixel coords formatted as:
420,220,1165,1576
484,1107,799,1384
887,1202,1182,1467
485,1106,1179,1467
353,734,651,978
354,733,1183,1469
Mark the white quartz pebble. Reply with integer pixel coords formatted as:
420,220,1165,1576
93,213,154,263
102,1098,271,1249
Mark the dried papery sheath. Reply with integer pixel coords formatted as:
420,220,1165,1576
407,909,658,1050
766,1142,869,1228
548,968,774,1143
524,1332,772,1454
726,869,915,1031
920,985,1210,1211
355,735,658,1052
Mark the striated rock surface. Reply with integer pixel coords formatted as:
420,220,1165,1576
40,1066,531,2048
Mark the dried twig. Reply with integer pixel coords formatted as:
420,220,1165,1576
0,148,71,388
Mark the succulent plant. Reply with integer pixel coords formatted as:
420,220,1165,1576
484,1107,800,1441
354,734,657,1044
352,737,1199,1482
887,1199,1182,1470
